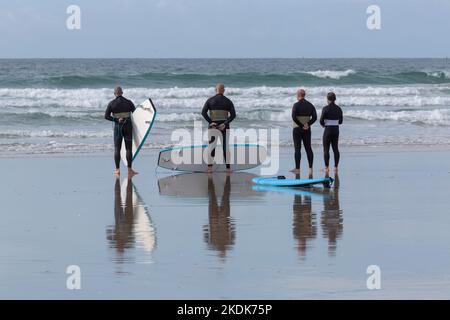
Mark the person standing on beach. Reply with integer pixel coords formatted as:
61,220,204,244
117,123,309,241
290,89,317,175
320,92,343,173
105,86,137,177
202,83,236,173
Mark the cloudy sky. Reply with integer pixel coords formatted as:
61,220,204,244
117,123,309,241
0,0,449,58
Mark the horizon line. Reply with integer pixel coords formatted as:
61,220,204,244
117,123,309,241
0,57,449,60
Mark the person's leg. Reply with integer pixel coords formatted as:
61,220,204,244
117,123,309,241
113,123,122,176
208,132,216,173
123,121,137,177
323,128,331,173
303,129,314,175
291,128,302,173
221,129,231,171
331,129,340,172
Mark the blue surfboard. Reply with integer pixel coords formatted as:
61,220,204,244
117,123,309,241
252,176,333,187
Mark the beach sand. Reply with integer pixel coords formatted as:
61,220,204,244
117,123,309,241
1,147,450,299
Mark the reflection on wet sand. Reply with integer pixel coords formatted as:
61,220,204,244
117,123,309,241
290,173,343,258
292,192,316,259
158,172,263,261
320,174,343,256
203,175,235,260
291,174,317,259
158,172,262,199
106,178,156,265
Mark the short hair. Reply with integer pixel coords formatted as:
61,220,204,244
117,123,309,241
327,92,336,102
114,86,123,95
297,89,306,98
216,83,225,90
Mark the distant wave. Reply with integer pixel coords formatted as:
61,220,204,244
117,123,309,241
427,71,450,79
305,69,356,79
2,69,450,88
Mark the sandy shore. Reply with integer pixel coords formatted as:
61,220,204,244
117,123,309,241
1,147,450,299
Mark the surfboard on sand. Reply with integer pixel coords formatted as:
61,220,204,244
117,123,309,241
157,144,267,173
252,176,333,187
120,98,157,166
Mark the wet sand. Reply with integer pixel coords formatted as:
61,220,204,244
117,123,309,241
1,147,450,299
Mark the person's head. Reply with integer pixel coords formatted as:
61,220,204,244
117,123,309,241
296,88,306,100
114,86,123,97
215,83,225,95
327,92,336,104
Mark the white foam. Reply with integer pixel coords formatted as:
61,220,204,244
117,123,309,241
427,71,450,79
0,129,111,138
306,69,356,79
345,109,450,126
1,85,449,112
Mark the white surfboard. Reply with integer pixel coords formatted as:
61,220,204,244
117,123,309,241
120,98,157,166
157,144,267,173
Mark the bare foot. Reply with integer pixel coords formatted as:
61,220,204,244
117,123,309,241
113,169,120,177
128,169,138,177
308,168,313,176
322,167,330,173
226,168,232,176
333,167,338,173
290,168,300,174
207,166,213,174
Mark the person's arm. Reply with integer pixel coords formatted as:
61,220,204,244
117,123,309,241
292,103,302,127
105,101,117,122
130,100,136,113
224,101,236,126
319,107,326,127
338,107,343,125
309,104,317,126
201,100,212,124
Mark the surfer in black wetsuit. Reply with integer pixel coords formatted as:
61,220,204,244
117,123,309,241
105,86,137,177
202,83,236,174
320,92,343,173
290,89,317,175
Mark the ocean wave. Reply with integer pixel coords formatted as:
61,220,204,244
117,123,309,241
3,69,450,89
345,109,450,126
427,71,450,79
3,135,450,156
0,110,104,122
3,105,450,127
236,108,450,126
143,108,450,126
0,129,111,139
306,69,356,79
1,85,450,113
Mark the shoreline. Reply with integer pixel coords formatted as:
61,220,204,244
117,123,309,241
1,143,450,160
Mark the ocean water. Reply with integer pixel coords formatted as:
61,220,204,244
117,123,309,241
0,58,449,155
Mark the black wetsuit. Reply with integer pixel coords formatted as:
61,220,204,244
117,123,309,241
202,94,236,168
291,99,317,169
105,96,136,169
320,103,343,168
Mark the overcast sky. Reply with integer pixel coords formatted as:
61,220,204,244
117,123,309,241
0,0,449,58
